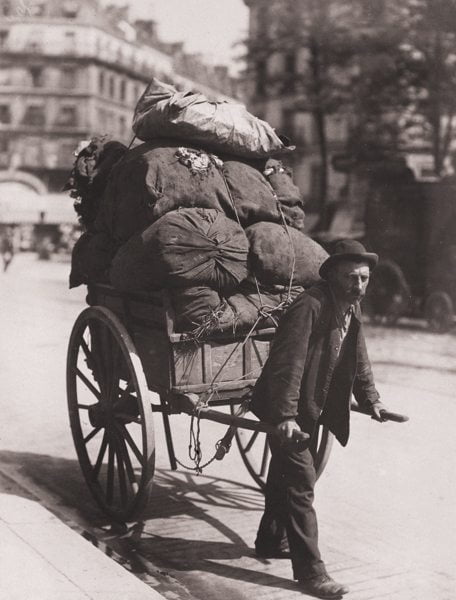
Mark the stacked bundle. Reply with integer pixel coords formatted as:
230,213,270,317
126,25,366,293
68,79,328,336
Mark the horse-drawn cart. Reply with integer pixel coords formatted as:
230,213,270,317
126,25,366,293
67,283,406,522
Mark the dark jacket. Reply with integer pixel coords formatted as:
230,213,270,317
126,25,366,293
250,281,380,446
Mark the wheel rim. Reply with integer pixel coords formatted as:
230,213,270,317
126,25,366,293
67,307,155,521
232,407,333,490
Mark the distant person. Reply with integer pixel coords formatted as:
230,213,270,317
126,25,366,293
1,226,15,272
250,239,388,599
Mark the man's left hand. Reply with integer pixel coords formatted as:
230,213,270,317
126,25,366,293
370,401,388,422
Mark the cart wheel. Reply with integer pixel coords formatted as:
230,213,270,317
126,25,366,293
67,306,155,521
424,291,454,333
232,412,334,490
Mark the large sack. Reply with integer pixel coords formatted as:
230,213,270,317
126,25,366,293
279,204,306,232
246,222,328,287
69,231,118,288
169,286,233,334
169,282,304,336
263,159,303,207
95,141,229,243
64,136,126,231
110,208,249,293
224,281,305,331
132,78,294,159
221,160,281,227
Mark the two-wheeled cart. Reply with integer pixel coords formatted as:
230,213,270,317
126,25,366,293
67,283,406,522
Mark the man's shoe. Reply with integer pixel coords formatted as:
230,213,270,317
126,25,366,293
255,539,290,559
298,574,349,599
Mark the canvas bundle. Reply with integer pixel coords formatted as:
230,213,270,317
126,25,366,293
69,231,119,288
221,159,281,227
246,222,329,287
110,208,249,293
64,137,126,231
133,78,294,159
95,141,230,243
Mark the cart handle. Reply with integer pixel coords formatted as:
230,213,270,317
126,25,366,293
350,403,409,422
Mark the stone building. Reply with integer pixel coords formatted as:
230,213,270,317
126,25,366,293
0,0,239,226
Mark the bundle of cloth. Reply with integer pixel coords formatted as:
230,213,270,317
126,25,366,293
68,78,328,337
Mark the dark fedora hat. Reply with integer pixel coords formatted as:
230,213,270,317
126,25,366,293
319,239,378,279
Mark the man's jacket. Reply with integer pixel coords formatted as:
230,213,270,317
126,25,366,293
250,281,380,446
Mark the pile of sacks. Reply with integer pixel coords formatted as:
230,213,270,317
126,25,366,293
68,79,328,337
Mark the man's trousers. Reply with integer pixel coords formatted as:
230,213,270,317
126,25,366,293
255,436,327,580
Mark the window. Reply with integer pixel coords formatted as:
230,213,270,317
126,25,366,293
1,1,11,17
119,79,126,102
108,75,115,98
119,115,127,137
55,105,78,126
30,66,44,88
29,2,45,16
64,31,76,53
0,104,11,124
61,66,77,89
0,67,11,86
256,60,266,95
0,30,9,48
62,0,79,18
23,105,45,126
0,133,9,153
99,70,105,94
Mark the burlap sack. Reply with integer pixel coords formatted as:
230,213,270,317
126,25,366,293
246,222,328,287
263,159,303,207
69,231,118,288
95,141,229,243
220,159,281,227
110,208,249,293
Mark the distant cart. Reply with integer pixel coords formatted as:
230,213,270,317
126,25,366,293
67,283,407,521
364,181,456,333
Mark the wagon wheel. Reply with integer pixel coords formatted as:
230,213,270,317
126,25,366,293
231,409,334,490
67,306,155,522
424,291,454,333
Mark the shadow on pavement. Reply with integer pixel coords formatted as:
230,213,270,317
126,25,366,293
0,451,296,595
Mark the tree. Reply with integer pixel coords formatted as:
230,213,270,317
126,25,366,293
244,0,412,223
399,0,456,176
245,0,360,221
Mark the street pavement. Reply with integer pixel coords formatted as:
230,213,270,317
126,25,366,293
0,252,455,600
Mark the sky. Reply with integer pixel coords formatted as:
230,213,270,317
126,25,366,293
101,0,250,73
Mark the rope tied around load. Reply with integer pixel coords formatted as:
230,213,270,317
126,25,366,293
175,166,298,473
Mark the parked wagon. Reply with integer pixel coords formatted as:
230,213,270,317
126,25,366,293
363,180,456,332
67,283,406,522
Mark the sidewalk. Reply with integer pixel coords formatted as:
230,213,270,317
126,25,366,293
0,471,163,600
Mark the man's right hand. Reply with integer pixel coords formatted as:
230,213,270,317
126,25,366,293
276,419,301,443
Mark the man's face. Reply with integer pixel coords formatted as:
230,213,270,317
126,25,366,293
329,260,370,304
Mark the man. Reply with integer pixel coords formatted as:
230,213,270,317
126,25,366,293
250,239,388,599
1,226,15,272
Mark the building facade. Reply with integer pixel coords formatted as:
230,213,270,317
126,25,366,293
0,0,240,226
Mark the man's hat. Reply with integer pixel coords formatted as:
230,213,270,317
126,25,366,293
319,239,378,279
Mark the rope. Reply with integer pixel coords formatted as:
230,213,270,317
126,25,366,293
174,165,298,474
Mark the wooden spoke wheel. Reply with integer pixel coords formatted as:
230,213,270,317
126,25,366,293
424,291,454,333
230,408,334,490
67,307,155,522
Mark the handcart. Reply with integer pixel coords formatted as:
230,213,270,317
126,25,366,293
67,283,407,522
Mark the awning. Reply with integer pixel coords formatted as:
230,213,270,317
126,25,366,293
0,184,78,224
